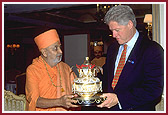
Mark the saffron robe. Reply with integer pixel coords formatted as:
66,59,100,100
25,56,76,111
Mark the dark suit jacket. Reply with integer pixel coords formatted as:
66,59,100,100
100,33,164,111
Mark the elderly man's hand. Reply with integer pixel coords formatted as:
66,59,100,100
97,93,118,108
60,94,79,108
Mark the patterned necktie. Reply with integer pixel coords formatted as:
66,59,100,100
112,44,127,89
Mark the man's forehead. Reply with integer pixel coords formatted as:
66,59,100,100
52,41,61,46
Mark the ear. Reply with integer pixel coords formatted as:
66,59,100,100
128,20,134,29
41,48,47,57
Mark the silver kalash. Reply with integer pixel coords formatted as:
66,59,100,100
72,57,105,106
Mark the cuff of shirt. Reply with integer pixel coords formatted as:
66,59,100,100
118,101,122,109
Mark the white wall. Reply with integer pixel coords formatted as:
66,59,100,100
159,4,166,49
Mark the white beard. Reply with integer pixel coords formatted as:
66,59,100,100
53,54,62,65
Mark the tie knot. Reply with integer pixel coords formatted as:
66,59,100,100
124,44,127,50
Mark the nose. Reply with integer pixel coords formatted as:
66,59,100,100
113,31,117,38
58,47,62,54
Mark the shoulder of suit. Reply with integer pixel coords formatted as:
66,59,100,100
141,36,163,50
135,36,164,56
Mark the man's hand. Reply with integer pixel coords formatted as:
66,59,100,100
95,66,103,75
97,93,118,108
60,94,79,108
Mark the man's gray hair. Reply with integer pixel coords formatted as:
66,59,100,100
104,5,137,27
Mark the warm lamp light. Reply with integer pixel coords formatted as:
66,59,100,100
144,14,152,23
6,43,20,55
144,14,152,40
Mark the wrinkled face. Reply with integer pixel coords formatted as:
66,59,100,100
45,42,62,67
94,50,102,59
108,21,133,45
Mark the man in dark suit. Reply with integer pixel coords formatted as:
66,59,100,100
97,5,164,111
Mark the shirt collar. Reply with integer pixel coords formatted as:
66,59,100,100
125,30,139,48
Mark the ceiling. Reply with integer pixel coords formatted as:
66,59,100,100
4,3,152,43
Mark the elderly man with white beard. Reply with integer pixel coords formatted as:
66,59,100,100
25,29,79,111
